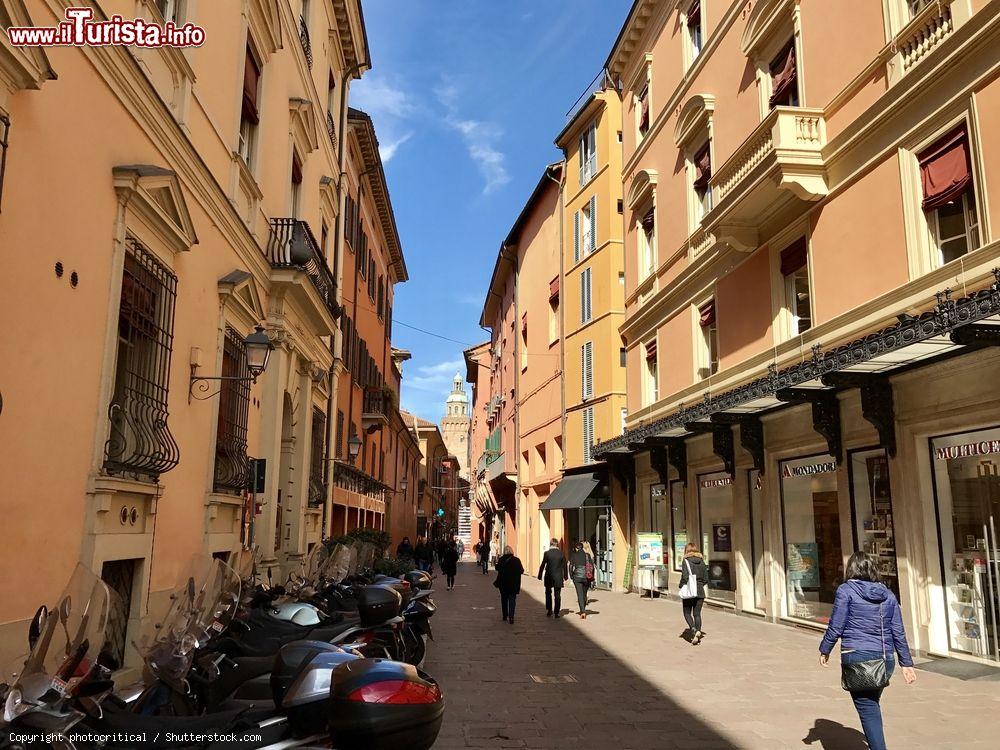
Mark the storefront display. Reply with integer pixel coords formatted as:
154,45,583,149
671,480,686,572
931,426,1000,663
650,484,671,569
849,448,899,600
780,454,841,624
698,472,735,604
748,470,768,612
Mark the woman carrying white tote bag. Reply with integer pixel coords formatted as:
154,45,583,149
678,543,709,644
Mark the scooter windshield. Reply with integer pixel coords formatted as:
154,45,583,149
345,545,360,578
231,545,262,584
3,565,114,724
138,557,240,686
319,544,351,584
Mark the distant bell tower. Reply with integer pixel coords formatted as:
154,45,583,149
440,373,471,480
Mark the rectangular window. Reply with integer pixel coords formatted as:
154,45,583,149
105,238,179,479
640,207,656,280
644,339,658,405
308,407,327,507
579,123,597,185
780,238,811,335
686,0,703,63
239,45,261,168
581,341,594,400
619,347,627,367
698,299,718,379
698,471,736,604
637,84,650,139
214,326,250,494
768,40,799,108
582,406,595,464
918,125,979,267
693,142,713,219
290,152,302,218
155,0,184,24
580,267,592,323
780,454,841,623
548,278,559,344
368,258,376,299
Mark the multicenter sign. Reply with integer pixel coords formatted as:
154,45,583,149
935,439,1000,461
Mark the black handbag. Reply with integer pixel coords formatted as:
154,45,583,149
841,604,891,692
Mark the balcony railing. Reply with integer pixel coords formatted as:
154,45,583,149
362,387,390,430
897,1,954,77
299,16,313,69
334,461,386,501
326,111,338,153
265,218,341,321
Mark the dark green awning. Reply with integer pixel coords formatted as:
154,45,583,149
539,473,600,510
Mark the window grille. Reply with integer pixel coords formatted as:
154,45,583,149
101,559,137,667
213,326,250,493
309,407,327,507
104,239,179,479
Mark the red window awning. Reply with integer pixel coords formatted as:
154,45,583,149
693,144,711,191
780,237,808,276
699,299,716,327
641,208,655,233
549,277,560,302
645,340,657,362
918,125,972,211
242,47,260,124
769,41,797,108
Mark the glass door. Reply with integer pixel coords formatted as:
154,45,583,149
932,427,1000,662
849,448,900,600
748,470,768,613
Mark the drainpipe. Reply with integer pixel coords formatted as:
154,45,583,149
323,58,370,539
544,164,567,472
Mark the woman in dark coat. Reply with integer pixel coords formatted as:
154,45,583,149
678,543,709,643
568,541,593,619
396,536,414,560
494,546,524,625
441,540,460,590
819,552,916,750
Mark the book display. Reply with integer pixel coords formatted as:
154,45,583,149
851,449,900,601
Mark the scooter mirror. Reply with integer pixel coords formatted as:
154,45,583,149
28,605,48,650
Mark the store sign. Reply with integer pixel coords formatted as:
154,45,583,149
934,439,1000,461
637,533,664,568
782,460,837,478
699,476,732,489
713,524,732,552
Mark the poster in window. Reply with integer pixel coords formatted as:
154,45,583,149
712,524,732,552
673,532,688,568
708,560,732,591
787,542,819,589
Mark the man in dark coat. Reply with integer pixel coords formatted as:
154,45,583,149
494,546,524,624
538,539,568,618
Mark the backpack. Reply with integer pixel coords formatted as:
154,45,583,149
585,557,595,582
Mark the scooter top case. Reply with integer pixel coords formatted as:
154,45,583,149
356,584,402,627
404,569,433,591
328,657,445,750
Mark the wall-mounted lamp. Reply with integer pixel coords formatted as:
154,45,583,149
347,432,363,464
190,326,274,401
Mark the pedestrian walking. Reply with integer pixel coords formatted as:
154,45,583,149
477,538,490,574
678,543,709,643
538,539,568,618
441,539,460,590
414,536,434,574
457,538,465,559
819,551,916,750
396,536,414,561
494,546,524,624
568,541,594,619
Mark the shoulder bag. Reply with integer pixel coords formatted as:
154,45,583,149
841,603,891,691
678,559,699,599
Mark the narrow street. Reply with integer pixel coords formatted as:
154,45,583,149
425,563,1000,749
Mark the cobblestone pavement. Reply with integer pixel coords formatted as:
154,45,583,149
423,562,1000,749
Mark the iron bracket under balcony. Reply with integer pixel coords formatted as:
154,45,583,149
265,218,342,334
704,107,828,252
362,387,390,433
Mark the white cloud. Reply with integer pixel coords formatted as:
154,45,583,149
379,132,413,163
405,359,464,394
435,78,510,194
351,75,417,119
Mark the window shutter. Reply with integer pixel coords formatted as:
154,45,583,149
589,195,597,253
579,133,586,186
582,341,594,399
581,268,592,323
583,406,594,464
242,47,260,124
573,211,580,263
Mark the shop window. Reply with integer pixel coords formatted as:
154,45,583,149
644,339,658,406
636,83,650,140
639,206,656,281
849,448,899,601
239,44,261,169
580,267,592,324
917,125,980,267
582,406,594,464
780,238,811,336
581,341,594,400
670,480,687,572
698,472,735,603
692,142,713,220
779,454,841,624
697,299,718,379
747,470,768,612
931,426,1000,662
768,40,799,108
579,122,597,185
684,0,703,67
214,327,251,494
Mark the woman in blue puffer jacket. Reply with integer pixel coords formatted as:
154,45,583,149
819,552,917,750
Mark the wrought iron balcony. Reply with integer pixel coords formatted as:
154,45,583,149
326,111,338,153
265,218,341,322
333,460,387,501
299,16,313,69
361,387,389,431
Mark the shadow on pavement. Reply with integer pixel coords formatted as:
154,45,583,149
802,718,868,749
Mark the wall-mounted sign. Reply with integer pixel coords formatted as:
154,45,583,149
637,533,664,567
699,476,733,489
935,439,1000,461
782,460,837,478
713,524,732,552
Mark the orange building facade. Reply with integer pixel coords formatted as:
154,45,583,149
594,0,1000,666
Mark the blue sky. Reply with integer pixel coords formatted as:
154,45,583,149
351,0,629,422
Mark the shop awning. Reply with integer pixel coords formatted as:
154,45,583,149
539,473,600,510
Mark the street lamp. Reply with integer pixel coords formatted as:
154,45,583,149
189,325,275,401
400,477,408,493
347,432,362,464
